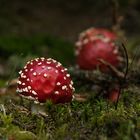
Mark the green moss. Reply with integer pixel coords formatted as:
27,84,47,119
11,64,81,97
0,34,140,139
0,90,140,140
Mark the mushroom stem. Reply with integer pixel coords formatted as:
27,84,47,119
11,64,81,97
30,102,47,116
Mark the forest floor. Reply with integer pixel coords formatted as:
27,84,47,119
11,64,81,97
0,28,139,139
0,1,140,140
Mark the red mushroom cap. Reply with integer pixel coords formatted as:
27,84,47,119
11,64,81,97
16,58,74,104
78,27,117,43
75,27,123,72
75,27,117,56
76,39,122,72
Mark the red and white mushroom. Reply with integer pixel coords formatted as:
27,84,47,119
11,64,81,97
75,27,123,72
16,58,75,104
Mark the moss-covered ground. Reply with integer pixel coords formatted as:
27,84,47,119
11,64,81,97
0,35,140,140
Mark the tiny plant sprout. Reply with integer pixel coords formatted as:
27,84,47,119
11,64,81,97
75,27,123,72
108,87,120,103
16,58,75,108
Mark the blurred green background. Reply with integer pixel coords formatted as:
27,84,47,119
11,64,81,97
0,0,140,78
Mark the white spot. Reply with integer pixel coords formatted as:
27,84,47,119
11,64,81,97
71,81,74,85
27,61,30,64
41,57,45,61
33,72,37,76
19,71,22,74
27,78,30,81
83,39,89,44
17,81,22,84
61,69,64,72
54,91,59,95
47,61,51,64
22,75,26,78
18,89,23,92
24,87,28,92
17,89,21,92
56,82,61,86
64,68,68,71
58,62,62,66
22,83,25,86
35,58,39,62
72,95,75,101
35,97,38,100
86,28,94,34
52,60,57,63
64,77,66,80
22,89,26,92
44,73,48,78
38,62,42,65
113,49,118,54
69,84,73,89
103,38,110,43
79,32,86,38
24,65,27,69
21,73,24,77
47,58,52,61
47,67,51,70
55,70,58,73
89,36,96,41
32,90,37,95
62,85,67,90
30,68,33,71
16,88,19,92
34,100,39,104
56,62,62,68
75,41,82,47
30,62,33,65
66,74,70,77
73,87,75,92
28,86,31,90
28,96,35,100
42,66,45,69
25,69,28,72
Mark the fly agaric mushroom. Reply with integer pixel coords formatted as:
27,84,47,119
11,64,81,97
76,39,123,72
75,28,123,72
16,58,74,104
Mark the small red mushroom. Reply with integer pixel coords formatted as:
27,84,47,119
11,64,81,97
76,39,122,72
75,28,125,103
75,28,123,72
16,58,75,104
